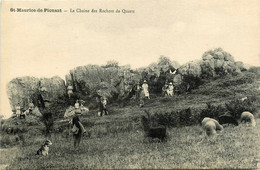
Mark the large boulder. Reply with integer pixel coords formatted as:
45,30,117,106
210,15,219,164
235,61,246,71
7,76,40,111
173,74,182,86
178,60,202,77
7,76,66,111
201,48,242,77
65,65,138,101
39,76,66,102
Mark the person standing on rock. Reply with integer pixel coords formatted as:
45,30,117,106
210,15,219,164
67,83,73,99
15,103,21,118
37,86,47,109
142,80,150,99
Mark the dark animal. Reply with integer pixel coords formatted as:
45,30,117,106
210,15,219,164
218,115,238,126
36,140,52,156
141,113,167,142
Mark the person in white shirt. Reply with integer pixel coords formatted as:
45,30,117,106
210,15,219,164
167,82,174,96
142,80,150,99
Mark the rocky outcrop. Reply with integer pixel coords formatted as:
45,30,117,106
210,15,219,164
65,65,138,100
7,77,40,111
39,76,66,102
178,60,202,77
201,48,242,77
7,76,66,111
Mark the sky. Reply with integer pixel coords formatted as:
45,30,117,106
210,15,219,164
1,0,260,118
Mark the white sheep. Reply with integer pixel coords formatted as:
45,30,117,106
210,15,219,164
240,111,256,127
202,117,223,136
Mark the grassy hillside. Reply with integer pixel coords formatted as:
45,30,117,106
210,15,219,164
2,120,260,169
1,70,260,169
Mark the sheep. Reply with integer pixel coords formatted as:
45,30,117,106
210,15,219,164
141,115,167,142
201,117,223,136
240,111,256,127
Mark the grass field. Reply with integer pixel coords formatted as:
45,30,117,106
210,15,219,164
1,70,260,169
1,119,259,169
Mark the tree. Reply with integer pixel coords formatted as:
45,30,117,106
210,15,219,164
104,60,119,68
158,55,171,66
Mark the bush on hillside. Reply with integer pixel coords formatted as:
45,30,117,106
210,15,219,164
218,72,256,87
144,107,198,128
225,96,259,119
200,103,227,122
175,74,204,94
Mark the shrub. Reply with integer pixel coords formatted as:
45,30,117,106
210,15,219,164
218,72,256,87
179,108,193,126
200,103,227,122
177,74,204,94
225,96,259,119
144,107,198,128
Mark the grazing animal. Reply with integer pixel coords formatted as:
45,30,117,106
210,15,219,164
218,115,238,126
36,140,52,156
240,111,256,127
141,113,166,142
202,117,223,136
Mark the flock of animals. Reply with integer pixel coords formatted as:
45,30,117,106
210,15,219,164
141,110,257,142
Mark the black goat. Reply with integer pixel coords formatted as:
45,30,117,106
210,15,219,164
141,111,167,142
218,115,238,126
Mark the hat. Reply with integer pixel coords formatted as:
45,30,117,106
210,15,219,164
143,80,147,83
169,82,173,85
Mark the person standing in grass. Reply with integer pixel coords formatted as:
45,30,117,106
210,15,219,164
139,86,145,107
162,83,168,97
142,80,150,99
135,82,141,102
72,114,86,148
99,96,108,116
167,82,174,96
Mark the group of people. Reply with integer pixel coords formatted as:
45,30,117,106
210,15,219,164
135,80,175,107
14,85,48,119
162,82,175,97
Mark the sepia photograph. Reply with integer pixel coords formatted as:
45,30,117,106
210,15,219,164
1,0,260,169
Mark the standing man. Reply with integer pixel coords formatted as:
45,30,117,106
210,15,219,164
67,83,73,99
167,82,174,96
142,80,150,99
135,82,141,102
